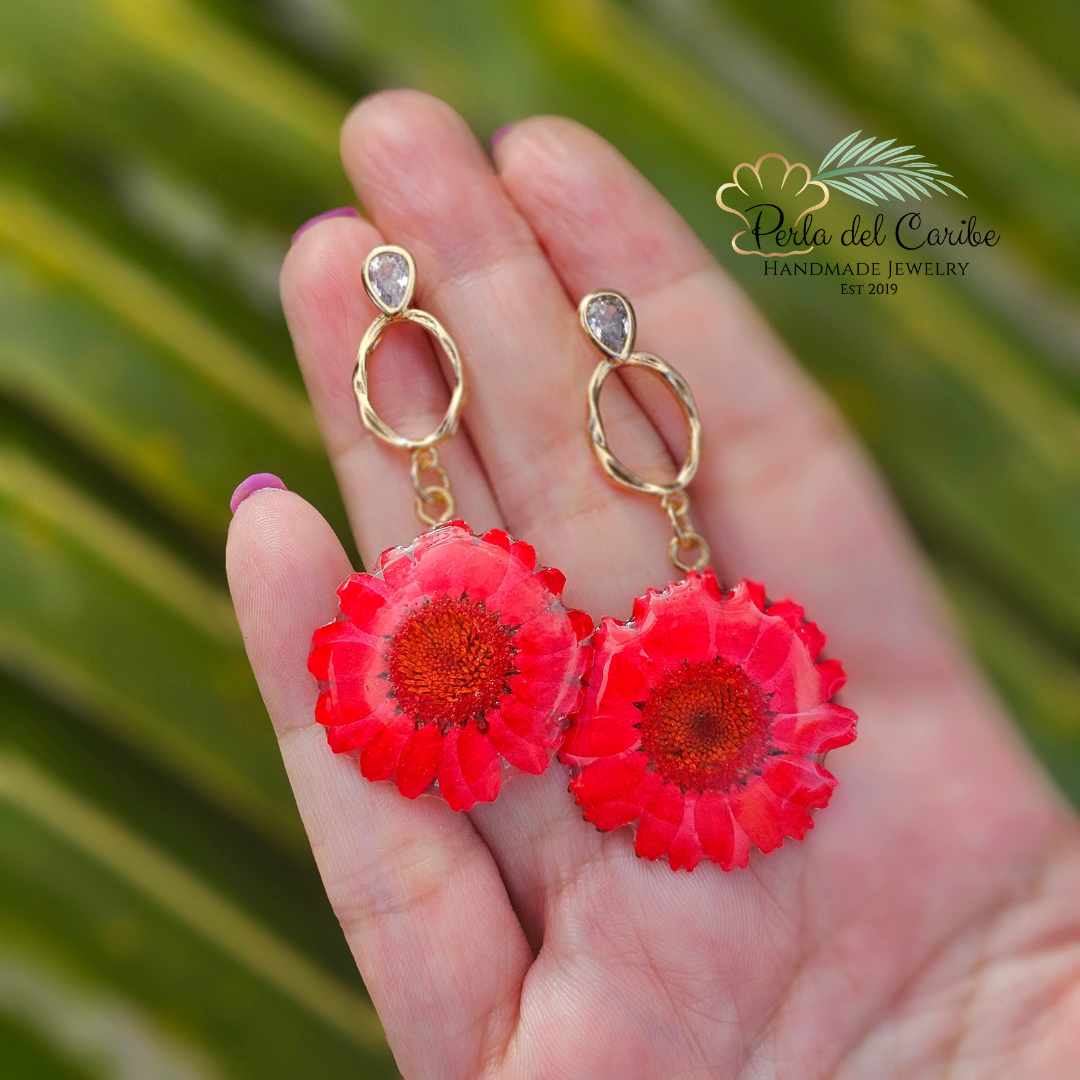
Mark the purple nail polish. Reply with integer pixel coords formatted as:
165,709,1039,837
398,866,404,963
291,206,360,244
490,123,515,149
230,473,288,514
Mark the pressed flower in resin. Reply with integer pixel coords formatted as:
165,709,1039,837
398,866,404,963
309,522,591,811
560,570,856,871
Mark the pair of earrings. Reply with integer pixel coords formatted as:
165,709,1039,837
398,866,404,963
307,246,857,872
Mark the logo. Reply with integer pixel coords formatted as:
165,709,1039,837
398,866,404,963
716,131,969,258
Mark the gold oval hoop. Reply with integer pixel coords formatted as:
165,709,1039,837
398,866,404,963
587,351,702,498
354,308,466,452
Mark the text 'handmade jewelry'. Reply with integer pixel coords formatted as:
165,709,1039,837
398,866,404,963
308,245,591,811
560,290,857,870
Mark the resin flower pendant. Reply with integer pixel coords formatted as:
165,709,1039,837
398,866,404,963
309,522,592,811
560,570,856,871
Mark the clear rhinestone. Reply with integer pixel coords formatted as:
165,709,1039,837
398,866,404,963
586,293,630,354
368,250,410,309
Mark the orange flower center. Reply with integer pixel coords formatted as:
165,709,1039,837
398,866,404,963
388,596,516,732
639,657,771,791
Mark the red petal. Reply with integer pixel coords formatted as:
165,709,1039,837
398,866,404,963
666,793,705,871
411,521,466,558
567,608,594,641
491,571,551,627
712,588,766,666
770,703,857,754
639,597,712,668
325,642,381,723
776,798,814,839
482,527,511,551
378,549,413,589
395,724,445,799
462,535,511,602
631,592,651,626
731,781,785,853
534,566,565,597
337,573,389,628
743,616,797,685
742,580,767,611
485,708,553,774
326,714,383,753
308,619,370,680
559,714,639,761
584,799,642,831
699,568,725,601
635,783,685,861
437,725,502,811
555,674,586,721
314,689,335,726
509,539,537,573
359,723,408,780
414,532,473,596
565,692,641,751
508,668,562,712
329,687,376,727
761,756,837,808
817,658,847,698
569,752,648,807
497,698,550,741
797,621,826,661
514,609,576,655
599,645,651,703
767,598,804,629
694,791,736,868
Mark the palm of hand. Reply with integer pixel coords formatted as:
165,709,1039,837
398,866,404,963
227,91,1080,1079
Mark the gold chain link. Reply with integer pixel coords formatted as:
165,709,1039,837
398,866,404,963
410,447,456,527
660,490,710,573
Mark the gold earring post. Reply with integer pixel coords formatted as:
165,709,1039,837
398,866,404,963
353,245,466,527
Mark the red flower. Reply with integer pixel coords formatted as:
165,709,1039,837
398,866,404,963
560,571,856,871
308,522,591,811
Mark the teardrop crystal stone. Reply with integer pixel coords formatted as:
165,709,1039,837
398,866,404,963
368,250,411,310
585,293,631,355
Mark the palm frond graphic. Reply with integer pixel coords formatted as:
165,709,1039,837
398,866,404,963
810,131,967,206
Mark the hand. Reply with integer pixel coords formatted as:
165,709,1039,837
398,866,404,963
226,90,1080,1079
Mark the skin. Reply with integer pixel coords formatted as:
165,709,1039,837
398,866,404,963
225,90,1080,1079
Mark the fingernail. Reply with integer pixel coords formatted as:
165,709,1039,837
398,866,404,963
230,473,287,514
490,123,515,149
291,206,360,244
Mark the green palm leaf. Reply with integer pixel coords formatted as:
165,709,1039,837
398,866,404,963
811,130,967,205
0,751,393,1078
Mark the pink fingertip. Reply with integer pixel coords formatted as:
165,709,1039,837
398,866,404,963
291,206,360,244
491,123,516,149
231,473,288,514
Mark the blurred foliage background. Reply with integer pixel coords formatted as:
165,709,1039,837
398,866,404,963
0,0,1078,1075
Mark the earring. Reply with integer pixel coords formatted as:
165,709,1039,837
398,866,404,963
560,291,857,871
308,246,591,812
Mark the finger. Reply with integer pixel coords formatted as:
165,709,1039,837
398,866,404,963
281,213,503,567
494,117,963,689
339,90,678,619
226,488,530,1078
